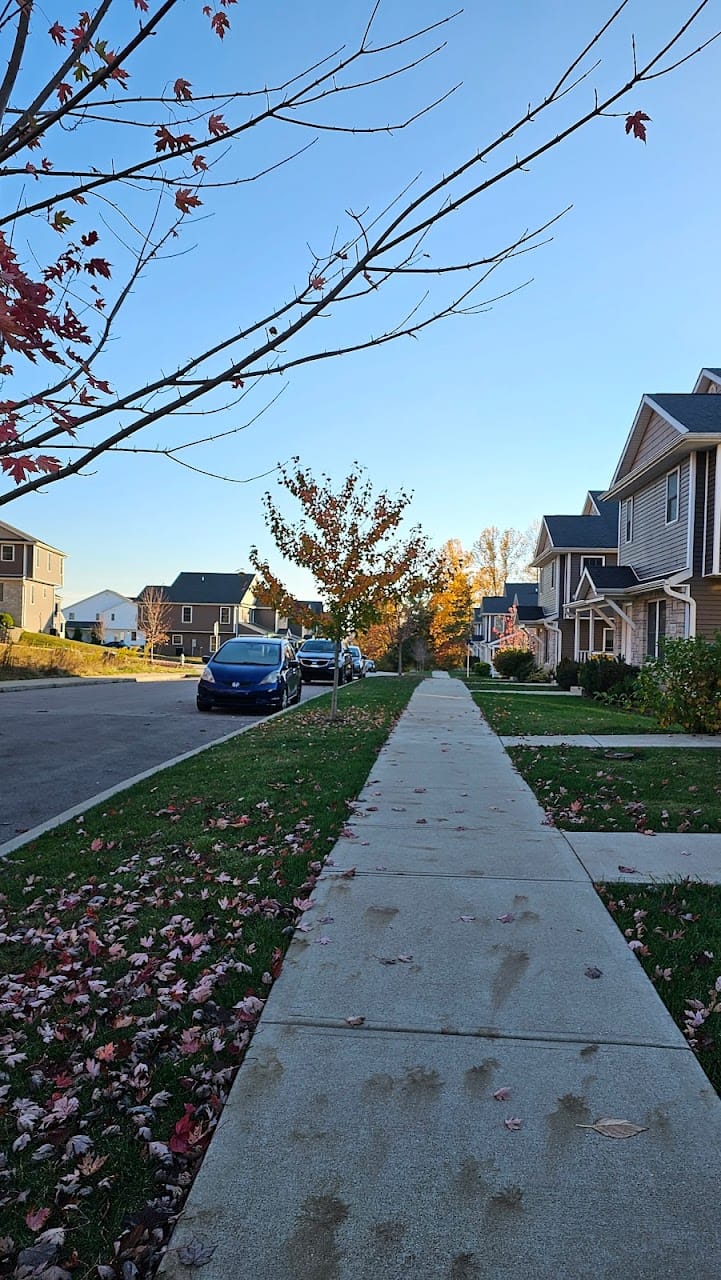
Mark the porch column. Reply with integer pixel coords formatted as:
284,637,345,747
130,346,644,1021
574,611,579,662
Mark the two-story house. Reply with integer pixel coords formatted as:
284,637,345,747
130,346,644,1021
135,572,323,658
529,492,619,667
567,368,721,666
64,588,145,646
0,519,65,634
136,571,277,658
473,581,540,666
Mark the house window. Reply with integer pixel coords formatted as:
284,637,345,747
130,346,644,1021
171,633,183,646
110,612,115,621
30,585,34,604
624,498,633,542
182,605,193,624
95,612,101,621
0,584,3,602
47,552,51,570
219,606,231,625
665,468,680,524
209,635,217,652
550,561,556,589
581,555,605,572
1,545,14,562
602,627,615,654
131,631,137,641
646,600,667,659
68,611,74,620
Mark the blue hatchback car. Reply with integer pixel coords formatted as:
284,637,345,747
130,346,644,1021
196,637,302,713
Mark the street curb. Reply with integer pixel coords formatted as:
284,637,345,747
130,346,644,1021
0,686,326,860
0,719,259,860
0,676,137,693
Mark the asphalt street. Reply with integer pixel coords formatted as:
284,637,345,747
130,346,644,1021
0,677,327,849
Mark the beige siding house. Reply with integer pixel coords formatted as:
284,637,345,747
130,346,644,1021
0,519,65,634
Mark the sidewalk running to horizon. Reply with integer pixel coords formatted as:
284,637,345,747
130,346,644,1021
160,676,721,1280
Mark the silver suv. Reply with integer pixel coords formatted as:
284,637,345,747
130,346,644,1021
347,645,366,678
298,638,353,684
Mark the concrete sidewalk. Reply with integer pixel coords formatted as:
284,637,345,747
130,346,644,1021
160,677,721,1279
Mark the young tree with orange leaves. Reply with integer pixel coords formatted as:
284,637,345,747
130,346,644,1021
250,463,431,719
429,539,474,669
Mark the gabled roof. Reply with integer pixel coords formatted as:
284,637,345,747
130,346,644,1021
137,572,256,605
532,499,619,566
477,581,538,616
516,604,544,621
582,565,640,592
693,368,721,393
607,392,721,499
0,519,65,555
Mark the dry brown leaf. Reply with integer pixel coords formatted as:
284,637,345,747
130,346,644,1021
576,1118,648,1139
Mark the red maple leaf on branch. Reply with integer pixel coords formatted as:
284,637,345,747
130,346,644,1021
175,188,202,214
174,78,193,101
48,22,66,45
625,111,651,142
208,113,229,137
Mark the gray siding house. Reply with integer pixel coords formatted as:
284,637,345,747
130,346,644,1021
473,581,540,665
567,368,721,665
528,492,619,667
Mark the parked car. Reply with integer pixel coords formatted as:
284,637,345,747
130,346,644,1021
297,638,353,684
365,658,376,673
347,644,366,678
197,637,302,712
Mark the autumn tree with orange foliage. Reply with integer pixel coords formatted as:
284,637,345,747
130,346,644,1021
250,463,431,719
429,539,474,668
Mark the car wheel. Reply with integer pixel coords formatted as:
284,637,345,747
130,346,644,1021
293,682,302,704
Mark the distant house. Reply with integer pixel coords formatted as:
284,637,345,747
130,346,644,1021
135,571,323,658
64,589,144,646
0,519,65,635
472,581,540,666
566,368,721,666
528,491,620,667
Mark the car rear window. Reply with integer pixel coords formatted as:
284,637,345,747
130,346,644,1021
213,640,281,666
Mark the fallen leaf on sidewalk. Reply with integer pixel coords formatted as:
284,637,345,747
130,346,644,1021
397,954,413,963
503,1116,522,1131
177,1239,217,1267
457,915,476,923
340,867,356,878
414,787,427,793
618,866,638,874
493,1087,511,1101
584,966,603,979
497,913,515,924
315,936,332,946
576,1118,648,1139
345,1016,365,1027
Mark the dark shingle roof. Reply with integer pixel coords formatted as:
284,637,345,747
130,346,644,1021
516,605,544,621
506,581,538,605
544,502,619,550
583,565,639,590
648,393,721,435
141,572,256,604
478,595,507,614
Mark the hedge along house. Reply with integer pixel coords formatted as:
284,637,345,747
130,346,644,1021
566,369,721,667
528,492,620,668
0,519,65,635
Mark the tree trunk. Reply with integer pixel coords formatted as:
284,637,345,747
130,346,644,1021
329,635,341,721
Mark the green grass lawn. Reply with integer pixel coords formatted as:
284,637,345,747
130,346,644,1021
0,677,422,1278
475,691,664,735
597,881,721,1095
510,745,721,832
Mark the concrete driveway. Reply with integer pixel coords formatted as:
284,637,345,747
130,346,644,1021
0,677,327,850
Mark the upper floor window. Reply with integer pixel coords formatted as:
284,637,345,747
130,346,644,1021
68,611,75,620
1,544,14,562
549,560,556,589
47,552,52,570
182,605,193,624
624,498,633,542
219,606,231,625
581,555,605,572
665,468,679,524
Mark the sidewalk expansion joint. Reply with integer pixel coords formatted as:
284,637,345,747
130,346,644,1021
261,1015,689,1052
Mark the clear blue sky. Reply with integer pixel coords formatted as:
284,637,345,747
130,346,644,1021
6,0,721,606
